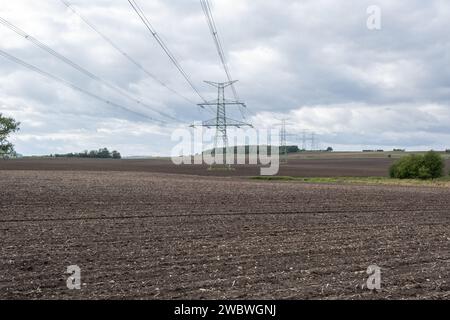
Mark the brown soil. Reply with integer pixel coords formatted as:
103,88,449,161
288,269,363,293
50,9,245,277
0,157,399,177
2,157,448,177
0,166,449,299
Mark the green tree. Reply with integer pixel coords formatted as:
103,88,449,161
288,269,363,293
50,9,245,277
112,150,122,159
0,114,20,158
97,148,111,158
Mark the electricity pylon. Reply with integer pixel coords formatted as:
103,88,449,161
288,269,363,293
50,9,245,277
274,119,298,164
300,130,319,151
191,80,252,163
279,119,288,163
311,132,316,151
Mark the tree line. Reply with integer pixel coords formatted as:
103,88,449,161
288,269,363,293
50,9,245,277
51,148,122,159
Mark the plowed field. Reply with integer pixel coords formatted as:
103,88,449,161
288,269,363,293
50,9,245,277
0,166,448,299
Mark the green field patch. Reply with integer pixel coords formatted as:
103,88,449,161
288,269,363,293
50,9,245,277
251,176,450,187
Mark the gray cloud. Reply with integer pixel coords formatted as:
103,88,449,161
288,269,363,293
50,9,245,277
0,0,449,155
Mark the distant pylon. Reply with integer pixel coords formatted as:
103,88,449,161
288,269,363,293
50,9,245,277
191,80,252,163
274,119,297,164
280,119,288,163
300,130,318,151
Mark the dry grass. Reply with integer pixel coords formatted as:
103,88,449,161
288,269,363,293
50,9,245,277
252,175,450,187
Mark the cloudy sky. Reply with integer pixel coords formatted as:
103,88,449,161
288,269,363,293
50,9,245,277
0,0,449,156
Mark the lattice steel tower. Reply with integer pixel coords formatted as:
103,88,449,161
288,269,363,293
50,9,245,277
280,119,288,162
274,119,298,164
191,80,252,152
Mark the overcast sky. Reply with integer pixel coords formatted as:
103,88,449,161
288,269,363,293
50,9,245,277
0,0,449,156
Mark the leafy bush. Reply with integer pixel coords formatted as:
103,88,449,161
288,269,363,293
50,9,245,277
422,151,444,178
389,151,444,180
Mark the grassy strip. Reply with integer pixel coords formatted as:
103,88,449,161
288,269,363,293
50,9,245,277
251,176,450,187
207,165,236,171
